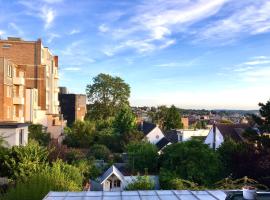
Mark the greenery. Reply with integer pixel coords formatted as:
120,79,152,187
87,144,111,161
126,176,155,190
160,140,221,185
253,99,270,132
28,124,50,146
2,160,82,200
126,141,158,173
86,73,130,120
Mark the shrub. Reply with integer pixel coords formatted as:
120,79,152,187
87,144,111,161
126,176,155,190
28,124,50,146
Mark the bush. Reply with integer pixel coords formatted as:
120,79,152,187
126,141,158,173
73,159,102,180
126,176,155,190
2,160,82,200
28,124,50,146
87,144,111,161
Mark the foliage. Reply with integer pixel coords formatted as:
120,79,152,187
159,169,199,190
215,176,268,190
72,159,101,180
219,119,233,124
160,140,221,185
96,128,122,152
4,140,49,180
163,105,183,131
65,149,84,164
87,144,111,161
113,105,137,135
195,120,207,129
126,141,158,173
125,176,155,190
0,145,10,177
217,140,258,178
2,160,82,200
253,99,270,133
86,73,130,120
28,124,50,146
63,120,96,148
148,105,168,130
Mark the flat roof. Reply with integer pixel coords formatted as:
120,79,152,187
0,122,29,128
43,190,228,200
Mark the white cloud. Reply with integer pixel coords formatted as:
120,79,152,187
98,24,109,33
42,0,63,4
69,29,80,35
41,6,55,29
47,33,60,43
8,22,24,36
62,67,81,71
0,30,5,36
195,1,270,42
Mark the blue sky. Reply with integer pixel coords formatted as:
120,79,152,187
1,0,270,109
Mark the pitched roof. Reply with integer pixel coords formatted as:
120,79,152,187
139,121,156,135
156,137,170,150
216,123,250,142
164,130,179,143
100,165,125,184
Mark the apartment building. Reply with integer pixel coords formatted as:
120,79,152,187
0,37,64,145
58,87,87,126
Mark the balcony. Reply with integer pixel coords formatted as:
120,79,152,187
13,97,24,104
13,77,25,85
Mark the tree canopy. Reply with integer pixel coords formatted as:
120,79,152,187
86,73,130,120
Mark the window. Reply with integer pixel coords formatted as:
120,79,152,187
19,129,24,145
156,135,159,139
7,106,11,119
7,65,12,77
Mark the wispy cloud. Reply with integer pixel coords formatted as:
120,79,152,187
47,32,60,43
8,22,24,36
0,30,5,36
41,6,55,29
69,29,80,35
62,67,81,71
98,24,109,33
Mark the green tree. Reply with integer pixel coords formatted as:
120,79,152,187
253,99,270,133
4,140,49,180
28,124,50,146
150,105,168,130
126,141,158,173
125,176,155,190
63,120,96,148
87,144,111,161
86,73,130,120
160,140,221,185
163,105,183,131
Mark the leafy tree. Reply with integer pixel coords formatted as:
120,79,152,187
125,176,155,190
86,73,130,120
113,105,137,135
253,99,270,133
195,120,207,129
126,141,158,173
163,105,183,131
4,140,49,180
63,120,96,148
149,105,168,130
28,124,50,146
87,144,111,161
2,160,82,200
160,140,221,185
219,119,233,124
72,159,101,180
96,127,122,152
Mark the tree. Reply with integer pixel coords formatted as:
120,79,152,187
149,105,168,130
160,140,221,185
63,120,96,148
86,73,130,120
125,176,155,190
113,105,137,135
163,105,183,131
28,124,50,146
253,99,270,133
126,141,158,173
4,140,49,180
87,144,111,161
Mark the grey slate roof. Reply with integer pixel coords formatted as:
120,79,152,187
139,121,157,136
216,123,250,142
99,165,125,184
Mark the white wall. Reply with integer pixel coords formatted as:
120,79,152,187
145,127,164,144
0,126,28,147
182,129,210,141
204,127,224,149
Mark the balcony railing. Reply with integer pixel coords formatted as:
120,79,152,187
13,97,24,104
13,77,25,85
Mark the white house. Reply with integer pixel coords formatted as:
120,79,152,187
140,122,165,144
93,165,159,191
204,123,249,149
0,123,29,147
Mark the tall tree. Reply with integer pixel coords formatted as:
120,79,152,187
253,99,270,133
163,105,183,131
86,73,130,120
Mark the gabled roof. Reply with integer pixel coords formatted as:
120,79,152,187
156,137,170,150
164,130,179,143
100,165,125,184
139,121,157,135
216,123,250,142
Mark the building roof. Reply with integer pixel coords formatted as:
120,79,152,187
0,122,29,128
156,137,170,150
164,130,179,143
99,165,125,184
139,121,156,135
43,190,229,200
216,123,250,142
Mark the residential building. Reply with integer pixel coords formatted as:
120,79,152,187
204,123,250,149
139,121,165,145
181,117,189,129
91,165,159,191
0,37,63,142
58,87,87,126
